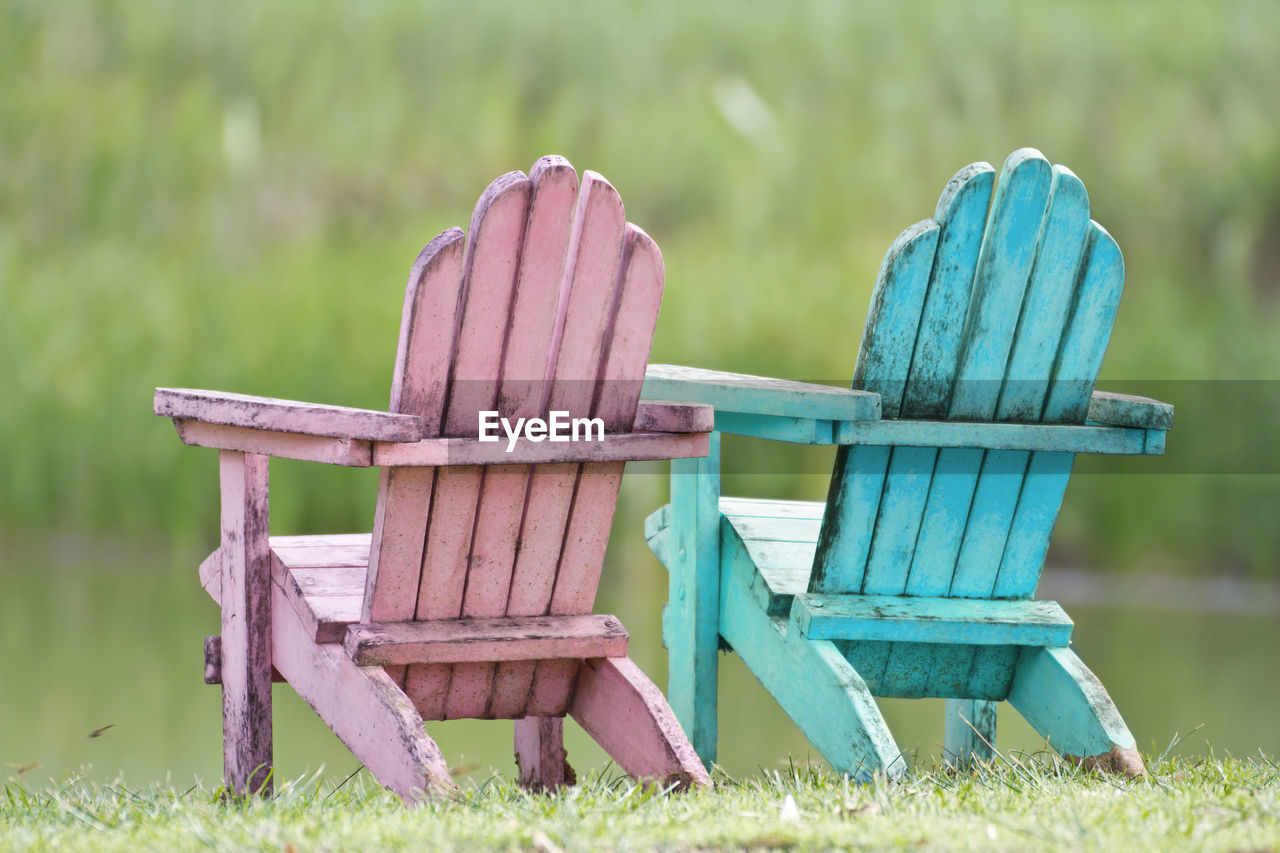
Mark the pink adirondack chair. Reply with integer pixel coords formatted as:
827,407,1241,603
153,157,713,801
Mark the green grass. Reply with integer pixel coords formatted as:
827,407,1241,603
3,754,1278,852
2,6,1279,569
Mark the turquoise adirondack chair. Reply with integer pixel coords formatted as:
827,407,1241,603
643,149,1173,778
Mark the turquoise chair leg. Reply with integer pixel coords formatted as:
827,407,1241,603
1006,646,1145,777
666,432,721,768
944,698,997,768
719,533,904,780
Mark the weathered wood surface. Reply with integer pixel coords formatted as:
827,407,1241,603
370,429,708,467
268,578,456,802
514,716,574,791
791,594,1073,646
644,150,1160,776
643,364,880,422
218,451,273,796
1086,390,1174,430
711,411,836,444
632,400,715,433
568,656,710,789
716,524,903,779
944,698,997,768
173,420,373,467
1006,646,1143,777
343,614,629,666
665,431,722,767
163,158,739,797
154,388,423,441
831,419,1160,455
204,635,284,684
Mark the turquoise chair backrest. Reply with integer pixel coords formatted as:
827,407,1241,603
810,148,1125,603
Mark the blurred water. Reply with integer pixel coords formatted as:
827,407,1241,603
2,534,1276,789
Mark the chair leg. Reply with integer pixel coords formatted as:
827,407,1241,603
270,582,455,802
944,698,997,769
568,656,710,789
218,451,273,796
1006,646,1144,777
719,535,904,780
514,716,575,791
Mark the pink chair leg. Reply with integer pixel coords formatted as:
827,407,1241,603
218,451,273,796
271,580,455,803
569,657,711,789
514,716,576,791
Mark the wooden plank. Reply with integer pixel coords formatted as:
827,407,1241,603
204,636,284,684
790,594,1073,646
721,497,825,521
717,528,903,779
643,364,880,422
808,445,889,593
274,544,368,569
406,170,533,722
666,431,722,766
1087,390,1173,431
568,656,710,789
344,614,629,667
173,420,371,467
217,451,273,796
830,419,1155,455
944,698,997,768
712,412,833,444
271,533,370,549
728,514,822,543
514,716,574,791
370,429,709,466
992,222,1129,602
1006,646,1143,776
506,171,630,721
811,217,939,594
948,450,1030,597
267,578,456,802
155,388,422,441
365,227,468,627
861,446,935,595
904,162,994,418
633,400,714,434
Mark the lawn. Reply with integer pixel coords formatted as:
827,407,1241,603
4,754,1278,852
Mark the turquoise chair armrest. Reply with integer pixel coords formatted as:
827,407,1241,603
642,364,880,444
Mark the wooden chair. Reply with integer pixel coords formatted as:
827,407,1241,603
642,149,1173,779
154,157,712,801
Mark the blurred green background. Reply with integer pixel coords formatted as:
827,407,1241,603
2,1,1277,787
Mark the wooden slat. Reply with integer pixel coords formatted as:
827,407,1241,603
810,218,939,594
721,497,825,521
791,594,1073,646
871,162,993,607
1087,390,1173,431
643,364,880,422
633,400,714,434
204,636,284,684
370,430,709,466
408,170,532,722
155,388,422,441
712,412,833,444
344,614,628,667
173,420,372,466
365,228,468,627
831,419,1155,455
493,171,629,721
